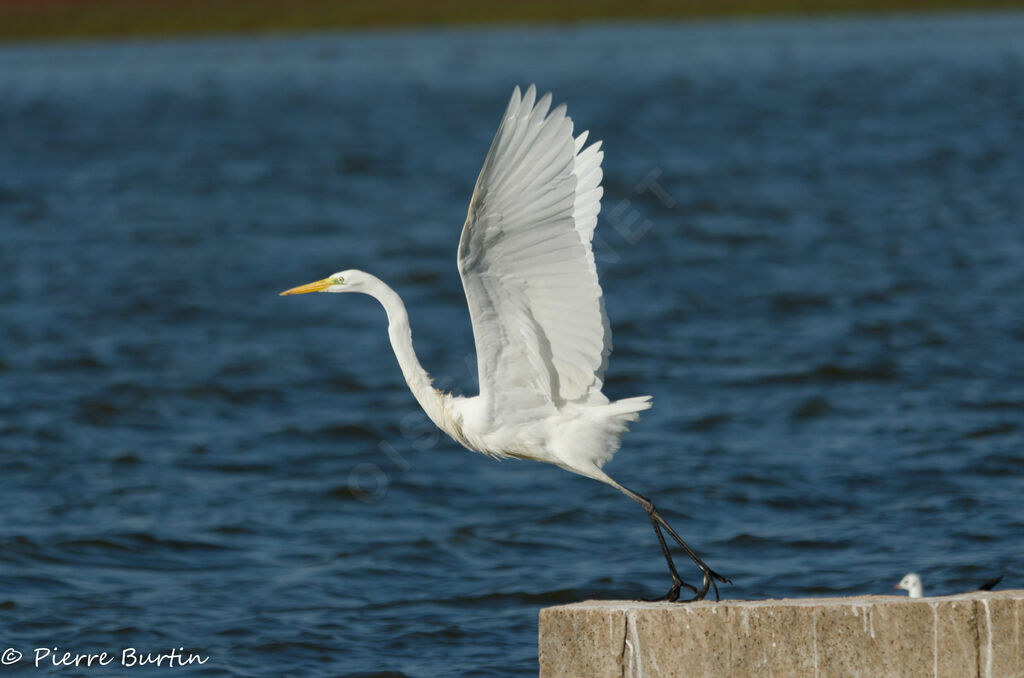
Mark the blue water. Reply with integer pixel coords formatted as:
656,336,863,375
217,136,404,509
2,12,1024,676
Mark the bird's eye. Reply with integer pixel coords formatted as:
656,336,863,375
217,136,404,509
333,276,345,284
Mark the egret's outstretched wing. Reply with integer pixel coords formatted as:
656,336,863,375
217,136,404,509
458,85,610,421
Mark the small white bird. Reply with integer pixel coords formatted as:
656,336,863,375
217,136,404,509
894,572,1002,598
281,85,729,601
894,572,924,598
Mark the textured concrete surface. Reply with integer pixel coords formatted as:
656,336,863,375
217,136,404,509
539,590,1024,678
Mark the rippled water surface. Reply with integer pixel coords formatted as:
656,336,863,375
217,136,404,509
2,13,1024,676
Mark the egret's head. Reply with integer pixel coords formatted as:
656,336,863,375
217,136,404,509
279,269,372,296
894,573,923,597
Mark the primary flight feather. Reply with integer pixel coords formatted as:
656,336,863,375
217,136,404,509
282,85,728,601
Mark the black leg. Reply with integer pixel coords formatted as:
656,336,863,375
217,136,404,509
641,514,698,602
613,482,730,602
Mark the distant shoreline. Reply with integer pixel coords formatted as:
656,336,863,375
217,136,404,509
1,0,1022,42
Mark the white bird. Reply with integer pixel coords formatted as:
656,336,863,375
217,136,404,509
281,85,728,601
894,572,924,598
894,572,1002,598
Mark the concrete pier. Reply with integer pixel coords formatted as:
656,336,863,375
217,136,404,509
539,590,1023,677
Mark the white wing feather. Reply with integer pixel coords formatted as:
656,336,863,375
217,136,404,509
458,85,611,424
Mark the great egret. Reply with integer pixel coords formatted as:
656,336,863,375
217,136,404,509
281,85,729,601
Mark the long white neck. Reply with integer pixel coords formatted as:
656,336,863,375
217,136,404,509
361,275,448,430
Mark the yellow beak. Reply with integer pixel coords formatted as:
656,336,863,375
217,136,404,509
279,278,333,296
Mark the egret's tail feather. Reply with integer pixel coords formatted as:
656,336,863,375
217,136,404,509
608,395,653,422
570,395,653,471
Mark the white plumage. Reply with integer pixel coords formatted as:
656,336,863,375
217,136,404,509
455,85,650,473
894,572,924,598
282,85,727,602
893,572,1002,598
